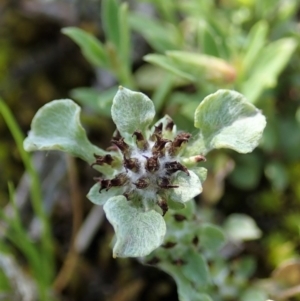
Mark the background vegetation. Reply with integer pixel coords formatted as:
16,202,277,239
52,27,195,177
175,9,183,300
0,0,300,300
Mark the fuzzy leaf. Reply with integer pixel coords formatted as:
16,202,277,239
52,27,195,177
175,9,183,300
159,262,212,301
241,288,268,301
111,87,155,137
198,223,226,253
104,196,166,257
24,99,105,164
87,183,124,206
194,90,266,154
182,249,211,286
224,214,262,241
191,167,207,184
169,170,202,203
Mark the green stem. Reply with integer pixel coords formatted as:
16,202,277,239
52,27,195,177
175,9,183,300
152,74,174,114
0,99,55,299
106,42,136,89
118,63,136,89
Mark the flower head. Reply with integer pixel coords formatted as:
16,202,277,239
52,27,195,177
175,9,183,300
86,87,205,214
91,113,203,216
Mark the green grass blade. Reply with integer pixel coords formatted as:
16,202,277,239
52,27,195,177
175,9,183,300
62,27,108,68
0,98,55,297
102,0,120,49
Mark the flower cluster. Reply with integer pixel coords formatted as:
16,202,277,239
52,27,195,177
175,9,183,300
92,118,205,216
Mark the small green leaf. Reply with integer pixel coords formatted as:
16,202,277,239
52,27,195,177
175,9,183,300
241,38,297,103
198,20,221,57
194,89,266,154
182,249,211,286
203,16,230,58
168,170,202,203
87,183,124,206
129,13,180,52
241,20,268,75
166,51,236,84
241,287,268,301
23,99,105,165
145,51,236,84
144,54,195,82
111,87,155,137
135,64,169,90
102,0,120,50
224,214,262,241
103,196,166,257
118,3,130,66
265,161,289,191
229,153,263,189
159,262,213,301
62,27,108,68
135,64,186,91
179,199,197,220
198,223,226,253
158,263,192,301
167,199,186,210
233,256,256,279
195,294,213,301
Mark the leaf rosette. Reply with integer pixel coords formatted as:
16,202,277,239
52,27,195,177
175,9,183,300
24,87,266,257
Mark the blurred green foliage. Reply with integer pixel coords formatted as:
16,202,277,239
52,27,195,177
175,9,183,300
1,0,300,300
0,99,55,300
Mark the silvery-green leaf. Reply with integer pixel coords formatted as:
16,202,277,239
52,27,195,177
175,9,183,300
197,223,226,253
158,263,192,301
111,87,155,137
194,90,266,154
184,133,206,156
103,196,166,257
241,287,268,301
159,262,212,301
181,249,211,286
24,99,105,164
87,183,124,206
224,214,262,241
190,167,207,184
169,170,202,203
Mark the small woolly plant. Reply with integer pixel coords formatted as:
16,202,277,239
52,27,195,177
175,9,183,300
24,87,266,259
